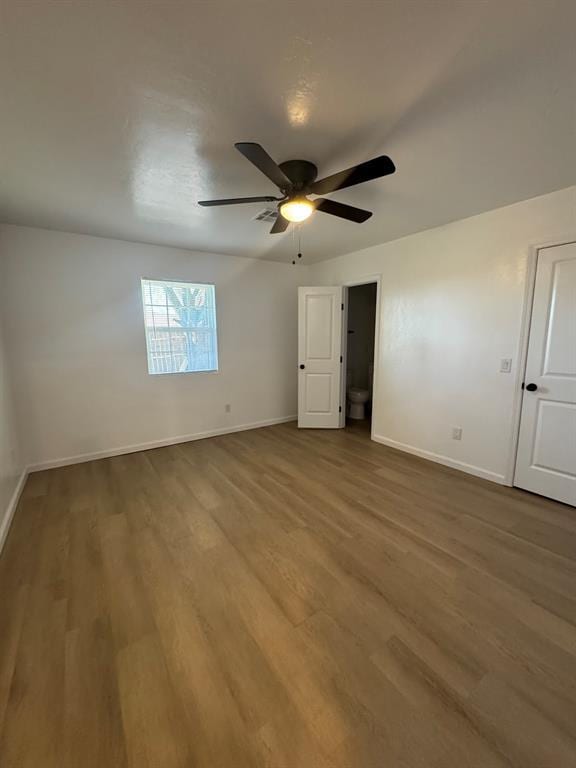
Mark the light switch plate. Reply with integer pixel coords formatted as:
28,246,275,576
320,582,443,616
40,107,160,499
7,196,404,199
500,358,512,373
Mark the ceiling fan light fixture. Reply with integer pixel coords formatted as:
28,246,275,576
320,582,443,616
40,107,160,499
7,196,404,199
280,197,314,223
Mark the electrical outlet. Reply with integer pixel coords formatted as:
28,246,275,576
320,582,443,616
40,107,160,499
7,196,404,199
500,358,512,373
225,404,231,413
452,427,462,441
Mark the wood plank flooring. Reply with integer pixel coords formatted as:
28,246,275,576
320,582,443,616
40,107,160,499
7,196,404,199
1,421,576,767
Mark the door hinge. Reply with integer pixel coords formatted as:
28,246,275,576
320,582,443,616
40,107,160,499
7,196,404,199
339,405,342,413
340,355,343,363
341,303,344,310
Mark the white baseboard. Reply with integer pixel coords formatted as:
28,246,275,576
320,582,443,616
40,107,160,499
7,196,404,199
371,433,506,485
27,415,297,473
0,469,28,555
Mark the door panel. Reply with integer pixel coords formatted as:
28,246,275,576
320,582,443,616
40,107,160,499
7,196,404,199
298,287,343,428
305,296,334,359
515,242,576,506
543,257,576,376
304,374,333,413
532,401,576,475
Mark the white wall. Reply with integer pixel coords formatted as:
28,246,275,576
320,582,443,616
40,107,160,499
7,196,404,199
0,307,25,550
311,185,576,483
0,226,303,469
2,184,575,485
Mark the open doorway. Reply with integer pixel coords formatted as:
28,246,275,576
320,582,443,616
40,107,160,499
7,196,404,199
345,282,377,432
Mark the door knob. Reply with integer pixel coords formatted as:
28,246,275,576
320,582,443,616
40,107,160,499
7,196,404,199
525,383,538,392
299,364,305,369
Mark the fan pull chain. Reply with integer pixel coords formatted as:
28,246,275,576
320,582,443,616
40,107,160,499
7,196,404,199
292,225,303,265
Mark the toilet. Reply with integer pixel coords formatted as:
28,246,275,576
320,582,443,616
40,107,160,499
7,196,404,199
347,387,370,420
346,364,373,420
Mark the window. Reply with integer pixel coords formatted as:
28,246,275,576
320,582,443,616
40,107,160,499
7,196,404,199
141,279,219,375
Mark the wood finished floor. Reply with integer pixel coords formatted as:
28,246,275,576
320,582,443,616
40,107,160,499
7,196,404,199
1,422,576,767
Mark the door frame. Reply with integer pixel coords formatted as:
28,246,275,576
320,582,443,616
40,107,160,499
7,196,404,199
342,274,382,439
506,234,576,487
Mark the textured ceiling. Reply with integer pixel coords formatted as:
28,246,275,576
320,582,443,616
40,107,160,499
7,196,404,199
1,0,575,263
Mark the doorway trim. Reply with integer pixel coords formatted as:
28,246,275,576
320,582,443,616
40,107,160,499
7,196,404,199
505,234,576,486
342,274,382,441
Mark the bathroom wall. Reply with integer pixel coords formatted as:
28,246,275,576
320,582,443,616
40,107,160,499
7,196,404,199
347,283,377,390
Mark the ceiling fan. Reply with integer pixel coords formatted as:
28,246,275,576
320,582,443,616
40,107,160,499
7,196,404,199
198,143,395,234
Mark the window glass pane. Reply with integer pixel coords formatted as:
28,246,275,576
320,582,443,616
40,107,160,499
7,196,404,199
141,279,219,375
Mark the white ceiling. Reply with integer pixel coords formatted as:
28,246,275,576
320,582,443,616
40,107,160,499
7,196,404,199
1,0,575,264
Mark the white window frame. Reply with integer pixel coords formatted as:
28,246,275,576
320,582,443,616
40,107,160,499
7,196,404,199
140,278,219,376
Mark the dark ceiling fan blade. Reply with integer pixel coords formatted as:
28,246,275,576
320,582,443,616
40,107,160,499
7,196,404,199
310,155,395,195
198,195,280,206
270,213,290,234
313,198,372,223
235,142,292,190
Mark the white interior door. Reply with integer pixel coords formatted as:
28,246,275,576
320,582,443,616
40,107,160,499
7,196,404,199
515,242,576,507
298,286,344,428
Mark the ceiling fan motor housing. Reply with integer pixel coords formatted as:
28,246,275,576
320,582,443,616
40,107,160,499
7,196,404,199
278,160,318,193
